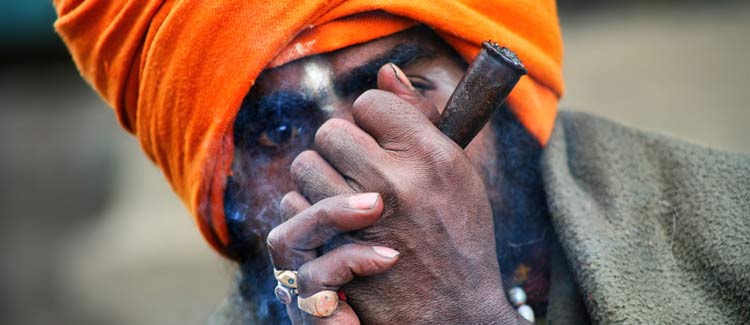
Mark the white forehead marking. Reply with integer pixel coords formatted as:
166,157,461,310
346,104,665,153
301,59,338,114
292,39,316,56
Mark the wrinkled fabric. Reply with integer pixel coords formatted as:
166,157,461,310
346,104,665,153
53,0,563,257
543,111,750,323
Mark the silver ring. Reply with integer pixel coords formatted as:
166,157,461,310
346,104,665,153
274,281,297,305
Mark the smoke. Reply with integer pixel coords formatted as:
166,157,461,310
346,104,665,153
222,63,331,323
222,100,553,322
221,35,552,318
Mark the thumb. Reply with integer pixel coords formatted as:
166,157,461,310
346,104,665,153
376,63,440,124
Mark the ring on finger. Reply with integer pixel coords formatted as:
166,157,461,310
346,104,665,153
273,269,299,305
274,269,299,288
274,282,297,305
297,290,339,318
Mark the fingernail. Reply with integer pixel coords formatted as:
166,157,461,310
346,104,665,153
390,63,416,91
372,246,400,259
348,193,379,210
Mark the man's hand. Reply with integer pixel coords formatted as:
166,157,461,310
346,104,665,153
267,192,397,324
268,64,524,324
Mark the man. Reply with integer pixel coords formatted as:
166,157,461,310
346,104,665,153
224,26,557,324
54,0,749,324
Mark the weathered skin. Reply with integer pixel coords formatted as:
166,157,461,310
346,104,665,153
258,30,529,324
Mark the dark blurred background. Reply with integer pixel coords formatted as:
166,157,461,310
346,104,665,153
1,1,748,324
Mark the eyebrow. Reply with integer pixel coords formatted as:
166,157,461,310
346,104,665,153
239,43,436,127
333,44,436,97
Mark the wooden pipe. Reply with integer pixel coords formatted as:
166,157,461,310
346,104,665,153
437,41,527,148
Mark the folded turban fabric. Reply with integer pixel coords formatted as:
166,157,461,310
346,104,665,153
54,0,563,259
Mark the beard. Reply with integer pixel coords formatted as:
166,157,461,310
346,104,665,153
229,104,553,324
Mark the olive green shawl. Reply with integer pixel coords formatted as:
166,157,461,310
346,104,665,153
543,111,750,324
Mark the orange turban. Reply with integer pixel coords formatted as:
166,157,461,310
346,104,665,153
54,0,563,259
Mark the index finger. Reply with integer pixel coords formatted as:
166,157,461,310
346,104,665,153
352,89,450,152
267,193,383,270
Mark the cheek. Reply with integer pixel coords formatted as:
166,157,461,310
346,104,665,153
424,88,452,115
422,72,460,116
224,153,299,256
248,156,297,199
419,59,466,115
265,157,296,187
230,154,298,224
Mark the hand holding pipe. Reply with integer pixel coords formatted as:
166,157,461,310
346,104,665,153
438,42,527,148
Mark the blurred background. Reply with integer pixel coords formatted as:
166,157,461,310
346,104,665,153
1,1,748,324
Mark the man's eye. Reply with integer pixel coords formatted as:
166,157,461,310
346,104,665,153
257,123,299,148
408,76,435,93
233,91,323,154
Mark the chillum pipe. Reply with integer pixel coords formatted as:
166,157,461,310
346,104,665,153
437,42,527,148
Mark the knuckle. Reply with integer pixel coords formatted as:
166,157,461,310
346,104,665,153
378,175,402,199
361,170,402,205
298,247,361,292
426,141,463,169
289,150,316,180
344,176,366,193
314,118,348,148
297,261,334,292
311,203,334,230
340,244,392,277
349,246,380,269
296,263,314,292
382,129,419,151
353,166,398,199
352,89,380,112
279,192,296,210
358,257,385,273
325,269,348,288
279,192,303,221
266,227,285,254
313,121,333,147
352,89,393,120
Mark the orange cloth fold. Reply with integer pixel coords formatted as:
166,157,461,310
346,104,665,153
54,0,564,259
